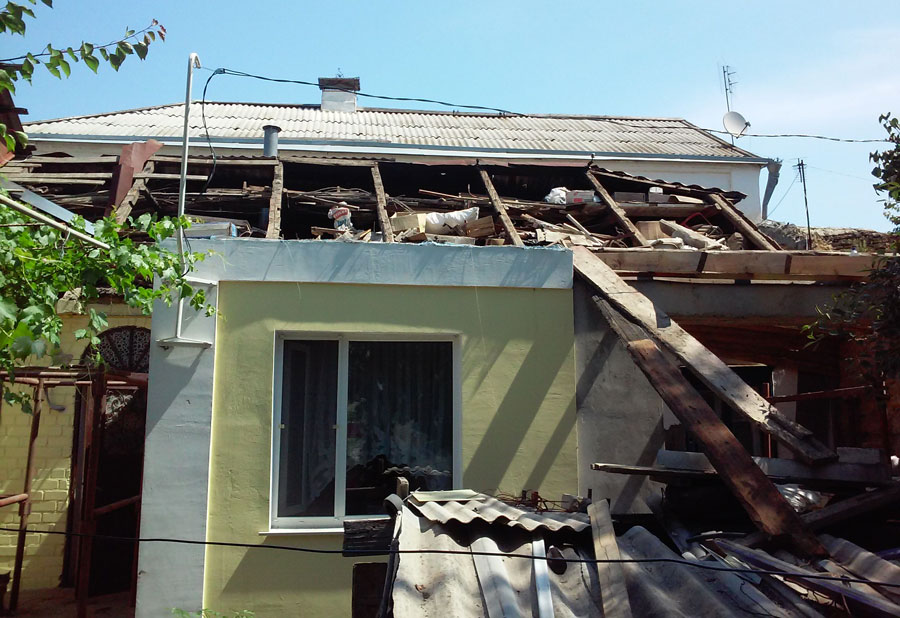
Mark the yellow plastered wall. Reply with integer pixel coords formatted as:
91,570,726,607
0,302,149,590
205,281,577,617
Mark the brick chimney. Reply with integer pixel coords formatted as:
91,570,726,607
318,77,360,112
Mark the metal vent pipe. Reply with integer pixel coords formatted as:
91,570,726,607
263,125,281,157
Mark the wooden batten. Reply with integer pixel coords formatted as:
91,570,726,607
370,162,394,243
585,170,649,247
478,168,524,247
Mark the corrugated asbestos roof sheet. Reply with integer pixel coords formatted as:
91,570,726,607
409,492,590,533
392,505,809,618
24,102,759,159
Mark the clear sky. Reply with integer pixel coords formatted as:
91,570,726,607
7,1,898,231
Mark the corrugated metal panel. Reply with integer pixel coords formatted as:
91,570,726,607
409,492,590,533
24,103,758,159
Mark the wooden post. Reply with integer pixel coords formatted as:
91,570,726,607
588,501,633,618
9,381,44,612
572,246,835,465
76,371,106,618
371,163,394,243
265,161,284,239
477,168,524,247
585,171,649,247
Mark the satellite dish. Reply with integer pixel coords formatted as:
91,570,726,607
723,111,751,138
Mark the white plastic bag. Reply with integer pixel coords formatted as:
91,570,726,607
544,187,568,205
424,207,479,235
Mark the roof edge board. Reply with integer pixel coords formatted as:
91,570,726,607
26,134,771,165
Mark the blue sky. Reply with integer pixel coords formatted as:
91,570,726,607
8,1,898,231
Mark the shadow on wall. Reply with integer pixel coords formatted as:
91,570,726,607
217,535,358,616
465,335,575,493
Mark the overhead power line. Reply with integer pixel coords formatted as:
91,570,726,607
5,524,900,590
199,67,892,144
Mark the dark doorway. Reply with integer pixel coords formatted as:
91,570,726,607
63,326,150,600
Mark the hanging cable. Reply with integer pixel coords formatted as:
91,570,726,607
197,67,890,144
5,524,900,589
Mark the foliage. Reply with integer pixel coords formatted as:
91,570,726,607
0,0,165,150
0,2,207,415
172,609,255,618
0,210,214,411
871,113,900,230
806,114,900,380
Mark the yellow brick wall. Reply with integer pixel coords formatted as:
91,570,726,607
0,301,149,590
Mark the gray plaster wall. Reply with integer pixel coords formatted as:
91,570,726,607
574,279,666,515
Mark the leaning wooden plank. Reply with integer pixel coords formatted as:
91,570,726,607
741,484,900,548
708,194,780,250
606,332,824,556
370,162,394,243
821,534,900,604
573,247,835,465
717,540,900,618
265,161,284,239
588,501,633,618
114,161,153,224
478,168,524,247
585,170,649,247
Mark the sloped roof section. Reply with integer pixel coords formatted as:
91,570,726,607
24,102,761,160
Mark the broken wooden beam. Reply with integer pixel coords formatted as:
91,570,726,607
588,500,633,618
478,168,524,247
708,194,780,250
585,170,649,247
741,484,900,548
573,247,836,465
114,160,153,224
265,161,284,239
716,540,900,617
590,304,824,555
371,162,394,243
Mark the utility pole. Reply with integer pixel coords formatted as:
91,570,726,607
795,160,812,249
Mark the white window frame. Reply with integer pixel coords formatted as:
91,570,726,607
269,331,462,532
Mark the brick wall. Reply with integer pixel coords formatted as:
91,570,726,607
0,302,149,591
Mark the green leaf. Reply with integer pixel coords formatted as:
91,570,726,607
73,328,88,339
65,47,78,63
11,336,33,359
80,42,93,56
57,57,70,77
0,299,17,323
117,41,133,55
41,0,52,6
133,41,148,60
44,62,60,78
83,54,99,73
99,47,109,61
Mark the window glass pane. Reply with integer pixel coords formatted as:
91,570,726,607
278,340,338,518
346,341,453,515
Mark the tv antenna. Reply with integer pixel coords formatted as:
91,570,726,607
722,65,737,112
720,66,750,143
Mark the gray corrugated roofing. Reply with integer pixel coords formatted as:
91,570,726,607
409,492,590,533
24,102,761,160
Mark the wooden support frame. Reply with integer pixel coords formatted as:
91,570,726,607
585,170,649,247
591,297,825,556
370,163,394,243
573,246,836,465
477,168,524,247
9,382,43,613
265,161,284,239
76,371,106,618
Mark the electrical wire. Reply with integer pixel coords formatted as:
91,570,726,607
5,525,900,589
767,171,800,217
198,67,891,144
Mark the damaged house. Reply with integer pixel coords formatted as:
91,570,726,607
0,79,897,617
